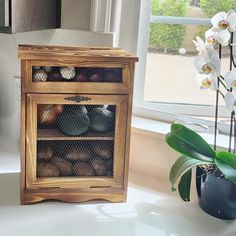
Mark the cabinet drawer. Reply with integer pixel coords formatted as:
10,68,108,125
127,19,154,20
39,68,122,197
25,93,128,190
22,61,131,94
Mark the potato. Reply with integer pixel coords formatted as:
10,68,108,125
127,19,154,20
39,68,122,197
37,163,59,177
37,146,53,160
65,147,92,161
73,162,95,176
92,142,113,159
51,157,73,176
91,158,107,176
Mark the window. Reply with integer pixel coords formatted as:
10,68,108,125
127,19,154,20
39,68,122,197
134,0,235,133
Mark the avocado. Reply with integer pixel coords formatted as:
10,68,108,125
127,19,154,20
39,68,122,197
57,105,90,136
89,107,115,132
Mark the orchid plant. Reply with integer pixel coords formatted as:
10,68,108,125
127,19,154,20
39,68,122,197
193,10,236,115
165,10,236,202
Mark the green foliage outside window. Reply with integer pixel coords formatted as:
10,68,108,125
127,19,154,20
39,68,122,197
200,0,236,17
196,0,236,41
149,0,187,53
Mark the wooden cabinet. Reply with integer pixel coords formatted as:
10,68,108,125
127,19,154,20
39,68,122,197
19,45,138,204
0,0,60,33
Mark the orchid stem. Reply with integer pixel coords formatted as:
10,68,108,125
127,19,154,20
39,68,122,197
229,111,235,152
218,90,224,98
230,32,234,70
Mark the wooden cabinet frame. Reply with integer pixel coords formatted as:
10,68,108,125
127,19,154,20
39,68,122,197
26,94,128,189
19,45,138,204
23,60,131,94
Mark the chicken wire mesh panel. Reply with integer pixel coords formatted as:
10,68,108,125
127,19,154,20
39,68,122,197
37,104,116,136
36,140,114,178
36,104,116,178
32,66,123,83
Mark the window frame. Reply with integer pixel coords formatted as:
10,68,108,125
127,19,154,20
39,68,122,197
133,0,230,134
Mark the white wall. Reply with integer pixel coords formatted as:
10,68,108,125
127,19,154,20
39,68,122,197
130,130,177,182
61,0,91,31
0,0,114,140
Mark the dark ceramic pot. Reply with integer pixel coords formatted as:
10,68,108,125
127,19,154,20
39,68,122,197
196,167,236,220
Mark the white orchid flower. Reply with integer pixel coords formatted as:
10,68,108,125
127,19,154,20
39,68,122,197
196,73,218,90
224,91,236,112
194,49,221,76
205,28,230,46
205,29,217,45
193,36,210,54
210,10,236,46
224,69,236,89
211,10,236,32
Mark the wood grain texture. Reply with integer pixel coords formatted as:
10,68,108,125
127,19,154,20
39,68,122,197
20,45,138,204
23,60,131,94
26,94,127,190
23,189,125,204
37,129,114,141
20,60,27,205
123,63,136,200
18,45,138,62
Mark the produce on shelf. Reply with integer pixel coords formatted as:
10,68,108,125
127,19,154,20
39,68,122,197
74,73,89,82
37,145,54,160
37,104,64,125
33,69,48,82
57,105,90,136
89,73,103,82
73,162,95,176
48,72,63,81
37,163,59,177
91,158,107,176
65,146,92,161
42,66,52,73
51,157,73,176
92,142,113,159
60,67,76,80
89,107,115,132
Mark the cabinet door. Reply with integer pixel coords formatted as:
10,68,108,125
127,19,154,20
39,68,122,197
23,61,131,94
26,94,128,190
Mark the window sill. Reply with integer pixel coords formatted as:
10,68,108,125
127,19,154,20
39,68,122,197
131,116,229,150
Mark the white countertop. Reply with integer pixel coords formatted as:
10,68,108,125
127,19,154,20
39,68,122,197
0,138,235,236
0,171,235,236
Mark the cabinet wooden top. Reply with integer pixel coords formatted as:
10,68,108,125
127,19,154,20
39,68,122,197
18,45,138,62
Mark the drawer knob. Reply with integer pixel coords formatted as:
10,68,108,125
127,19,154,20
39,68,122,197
64,96,92,103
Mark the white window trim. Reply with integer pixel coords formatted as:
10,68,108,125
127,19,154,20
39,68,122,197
133,0,231,134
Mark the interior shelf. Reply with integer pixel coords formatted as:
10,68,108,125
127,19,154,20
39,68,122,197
37,129,115,141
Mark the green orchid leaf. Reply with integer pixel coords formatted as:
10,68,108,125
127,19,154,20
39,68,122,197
216,151,236,169
166,123,215,162
169,155,212,192
215,151,236,184
166,133,214,162
178,169,192,202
